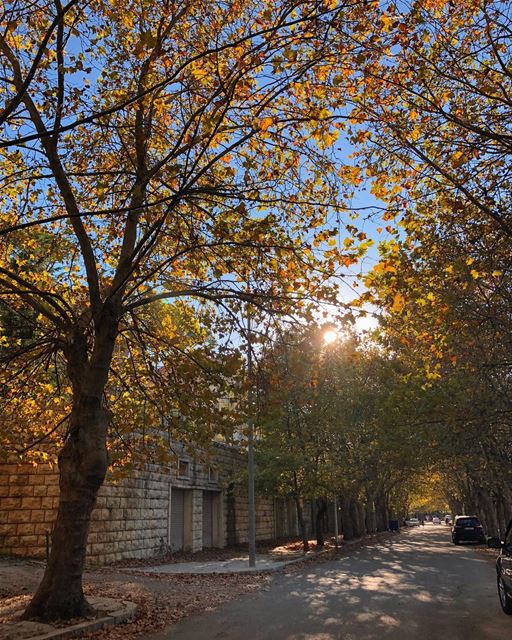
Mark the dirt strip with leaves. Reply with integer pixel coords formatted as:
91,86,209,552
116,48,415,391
80,532,399,639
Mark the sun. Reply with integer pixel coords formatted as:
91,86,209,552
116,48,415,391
323,329,338,345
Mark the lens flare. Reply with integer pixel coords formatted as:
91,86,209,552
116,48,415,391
323,329,338,344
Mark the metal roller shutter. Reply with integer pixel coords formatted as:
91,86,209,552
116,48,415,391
171,488,185,551
202,491,214,548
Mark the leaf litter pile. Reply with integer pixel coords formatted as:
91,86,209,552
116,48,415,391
80,531,396,638
82,571,271,639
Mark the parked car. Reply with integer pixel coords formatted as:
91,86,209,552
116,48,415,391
488,519,512,615
432,516,440,525
405,517,420,526
444,514,452,525
451,515,485,544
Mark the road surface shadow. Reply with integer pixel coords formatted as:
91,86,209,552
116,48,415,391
146,527,509,640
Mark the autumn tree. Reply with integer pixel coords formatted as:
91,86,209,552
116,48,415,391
340,0,512,531
0,0,373,621
345,0,512,238
256,324,339,550
365,230,512,535
257,324,425,546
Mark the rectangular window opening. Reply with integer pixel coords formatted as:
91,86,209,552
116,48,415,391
178,459,190,479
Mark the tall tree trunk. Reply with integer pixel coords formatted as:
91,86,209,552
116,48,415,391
315,497,327,547
340,495,354,541
365,489,377,534
23,411,109,620
295,498,309,552
349,499,362,538
357,501,366,537
24,313,118,621
375,490,389,531
476,486,499,537
498,486,512,535
447,496,463,518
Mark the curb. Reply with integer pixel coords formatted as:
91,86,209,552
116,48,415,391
1,598,137,640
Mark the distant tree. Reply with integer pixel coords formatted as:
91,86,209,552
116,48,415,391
257,324,424,546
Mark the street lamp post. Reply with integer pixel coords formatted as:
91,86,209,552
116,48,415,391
322,326,340,549
247,311,256,567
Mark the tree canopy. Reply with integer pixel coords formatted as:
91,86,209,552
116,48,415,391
2,0,512,622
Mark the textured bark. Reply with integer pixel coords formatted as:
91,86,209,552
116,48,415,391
365,494,377,533
498,487,512,534
23,309,118,621
315,497,327,547
447,496,463,518
356,501,366,537
475,486,499,537
340,495,354,541
349,499,363,538
23,417,108,620
375,490,389,531
295,498,309,552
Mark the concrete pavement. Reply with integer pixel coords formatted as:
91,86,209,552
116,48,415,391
142,526,512,640
124,550,335,575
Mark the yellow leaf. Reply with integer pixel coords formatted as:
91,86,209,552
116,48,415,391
391,293,405,313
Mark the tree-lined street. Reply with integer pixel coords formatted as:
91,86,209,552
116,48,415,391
147,527,509,640
2,0,512,633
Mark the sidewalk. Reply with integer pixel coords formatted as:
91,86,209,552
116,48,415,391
123,551,323,576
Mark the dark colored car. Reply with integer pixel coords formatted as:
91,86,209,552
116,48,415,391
451,515,485,544
488,519,512,615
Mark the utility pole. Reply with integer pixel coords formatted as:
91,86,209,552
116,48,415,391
247,309,256,567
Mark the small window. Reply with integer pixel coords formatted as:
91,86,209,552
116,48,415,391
208,467,218,483
178,460,190,478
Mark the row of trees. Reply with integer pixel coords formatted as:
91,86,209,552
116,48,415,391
355,0,512,535
1,0,510,622
253,316,511,549
254,325,426,551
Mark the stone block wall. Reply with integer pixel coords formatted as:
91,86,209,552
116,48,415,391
0,463,59,558
87,466,171,564
0,462,173,565
215,443,293,545
190,489,203,553
1,442,301,564
228,493,277,544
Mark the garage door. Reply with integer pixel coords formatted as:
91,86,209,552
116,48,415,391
171,488,185,551
202,491,214,548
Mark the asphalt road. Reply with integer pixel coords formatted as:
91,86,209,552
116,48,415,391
145,526,511,640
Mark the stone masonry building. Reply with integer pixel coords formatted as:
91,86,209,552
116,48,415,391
0,442,301,565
